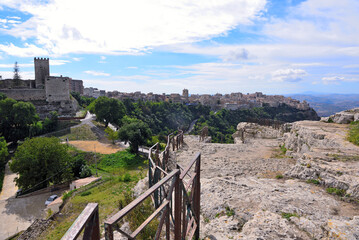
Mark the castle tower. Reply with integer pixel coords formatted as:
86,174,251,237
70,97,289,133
34,57,50,89
182,88,189,102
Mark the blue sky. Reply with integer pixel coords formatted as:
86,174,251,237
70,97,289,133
0,0,358,95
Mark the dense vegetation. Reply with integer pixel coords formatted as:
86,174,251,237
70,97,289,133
122,99,209,135
348,121,359,146
193,104,319,143
71,91,95,108
0,95,59,143
88,96,318,144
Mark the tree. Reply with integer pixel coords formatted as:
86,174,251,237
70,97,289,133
93,96,125,127
105,127,118,144
0,98,38,142
10,137,72,191
118,120,152,153
13,61,21,80
0,93,6,101
0,137,8,168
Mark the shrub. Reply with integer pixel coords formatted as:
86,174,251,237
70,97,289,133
281,212,299,220
280,144,287,155
306,179,320,185
225,206,235,217
326,187,346,197
80,191,92,197
119,173,132,182
62,189,77,201
275,174,284,179
80,165,92,178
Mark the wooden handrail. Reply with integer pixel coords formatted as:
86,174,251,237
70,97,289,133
61,203,100,240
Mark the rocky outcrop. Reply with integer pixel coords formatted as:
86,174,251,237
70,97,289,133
284,120,359,199
232,122,284,143
321,108,359,124
175,135,359,239
17,219,52,240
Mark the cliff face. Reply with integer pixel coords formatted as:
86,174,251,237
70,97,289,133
260,103,320,122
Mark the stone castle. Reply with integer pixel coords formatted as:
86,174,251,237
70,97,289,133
0,58,82,118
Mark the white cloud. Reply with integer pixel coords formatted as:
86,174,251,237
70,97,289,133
0,0,267,55
126,66,138,69
0,70,33,79
8,16,21,20
0,63,32,68
0,43,48,57
263,0,359,45
72,57,81,61
322,76,344,84
84,70,110,77
100,56,106,60
49,59,69,65
343,64,359,69
271,68,307,82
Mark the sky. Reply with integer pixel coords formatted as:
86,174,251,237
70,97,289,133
0,0,358,95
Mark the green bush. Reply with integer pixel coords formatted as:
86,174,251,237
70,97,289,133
225,206,235,217
326,187,346,196
80,191,92,197
275,174,284,179
281,212,299,220
119,173,132,182
280,144,287,155
306,179,320,185
62,189,77,201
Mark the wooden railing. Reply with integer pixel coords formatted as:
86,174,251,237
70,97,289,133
62,130,201,240
104,152,201,240
61,203,100,240
148,131,184,208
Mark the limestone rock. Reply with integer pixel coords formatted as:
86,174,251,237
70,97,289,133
326,217,359,239
324,108,359,124
284,120,359,200
232,122,283,143
239,211,310,240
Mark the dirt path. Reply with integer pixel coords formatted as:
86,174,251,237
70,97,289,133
0,162,18,200
69,140,124,154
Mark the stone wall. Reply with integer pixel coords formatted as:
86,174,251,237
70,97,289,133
45,76,70,102
0,79,36,89
0,89,46,101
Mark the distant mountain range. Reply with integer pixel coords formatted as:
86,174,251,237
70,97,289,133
286,94,359,117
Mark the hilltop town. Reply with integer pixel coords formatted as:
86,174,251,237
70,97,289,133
87,88,310,111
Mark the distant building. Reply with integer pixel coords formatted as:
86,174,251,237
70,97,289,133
69,79,84,94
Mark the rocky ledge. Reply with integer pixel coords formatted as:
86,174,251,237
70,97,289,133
284,120,359,200
176,133,359,239
321,108,359,124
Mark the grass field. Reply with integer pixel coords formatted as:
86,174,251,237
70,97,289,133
38,149,149,239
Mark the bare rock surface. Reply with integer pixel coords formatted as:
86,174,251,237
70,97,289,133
321,108,359,124
176,135,359,239
284,121,359,199
232,122,284,143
